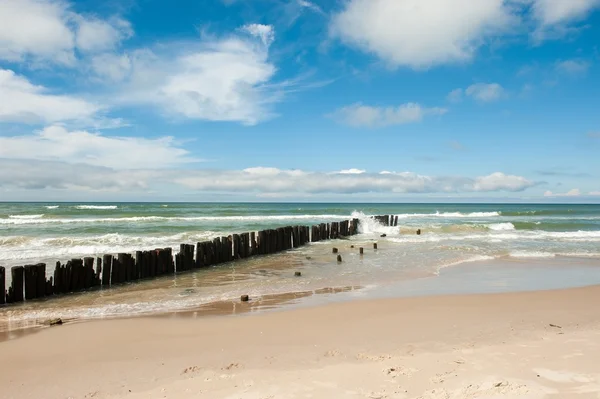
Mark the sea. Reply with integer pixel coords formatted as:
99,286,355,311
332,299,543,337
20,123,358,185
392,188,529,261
1,202,600,335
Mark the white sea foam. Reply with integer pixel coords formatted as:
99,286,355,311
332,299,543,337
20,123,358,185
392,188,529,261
488,222,515,231
45,205,59,209
436,255,497,273
0,214,347,225
394,211,500,219
510,251,556,258
75,205,118,210
8,214,45,219
0,231,220,261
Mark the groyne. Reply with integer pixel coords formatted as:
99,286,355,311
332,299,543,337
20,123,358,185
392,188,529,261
0,216,396,306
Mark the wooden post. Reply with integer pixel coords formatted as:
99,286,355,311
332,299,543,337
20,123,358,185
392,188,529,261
360,247,364,255
83,257,94,289
95,257,102,286
196,242,205,268
102,255,113,286
269,229,276,253
11,266,24,303
250,231,257,255
46,276,53,296
232,234,240,259
213,238,222,264
111,256,121,285
374,243,378,250
0,266,5,305
394,216,398,226
24,265,36,300
36,263,46,297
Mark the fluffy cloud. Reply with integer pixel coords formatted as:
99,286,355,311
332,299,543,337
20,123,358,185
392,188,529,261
0,127,536,195
0,125,198,170
298,0,325,14
0,68,100,124
544,188,582,197
555,59,590,76
93,25,279,125
0,0,131,64
330,0,600,67
465,83,505,102
531,0,600,26
330,103,447,128
330,0,517,69
531,0,600,40
0,159,535,195
473,173,534,192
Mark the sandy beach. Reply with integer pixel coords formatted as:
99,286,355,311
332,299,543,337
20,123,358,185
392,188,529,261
2,282,600,399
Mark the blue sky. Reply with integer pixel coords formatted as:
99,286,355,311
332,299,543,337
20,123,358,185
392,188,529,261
0,0,599,202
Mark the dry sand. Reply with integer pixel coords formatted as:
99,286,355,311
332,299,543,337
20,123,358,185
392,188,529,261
2,285,600,399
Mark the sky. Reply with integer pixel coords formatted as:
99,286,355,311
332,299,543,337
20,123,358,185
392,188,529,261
0,0,599,202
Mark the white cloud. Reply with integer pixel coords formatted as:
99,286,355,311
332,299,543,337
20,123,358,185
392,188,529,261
0,137,536,195
330,102,447,128
465,83,505,102
532,0,600,26
90,52,133,81
473,173,534,192
175,169,535,194
555,59,590,76
0,68,100,124
0,0,131,64
589,191,600,196
447,88,464,103
97,25,279,125
298,0,325,14
544,188,582,197
75,16,132,53
330,0,518,69
531,0,600,41
240,24,275,46
0,125,198,169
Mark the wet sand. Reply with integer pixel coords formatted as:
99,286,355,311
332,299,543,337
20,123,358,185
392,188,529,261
2,262,600,398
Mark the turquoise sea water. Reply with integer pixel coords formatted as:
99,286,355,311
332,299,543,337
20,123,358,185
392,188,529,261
1,202,599,267
1,203,599,330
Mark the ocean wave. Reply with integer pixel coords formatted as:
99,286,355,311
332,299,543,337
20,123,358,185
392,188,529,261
487,222,515,231
75,205,118,210
509,251,556,258
8,214,45,219
436,255,496,272
394,211,500,219
0,231,220,261
45,206,59,209
0,214,347,225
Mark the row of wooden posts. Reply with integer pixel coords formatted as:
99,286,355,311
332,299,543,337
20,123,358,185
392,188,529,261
0,218,363,306
373,215,399,226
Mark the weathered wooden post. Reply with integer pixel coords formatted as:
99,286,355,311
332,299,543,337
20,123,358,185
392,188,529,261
102,255,113,286
95,257,102,286
394,216,398,226
374,243,378,250
36,263,46,297
11,266,24,303
45,276,53,296
359,247,364,255
83,257,94,289
24,265,36,300
250,231,257,255
0,266,5,304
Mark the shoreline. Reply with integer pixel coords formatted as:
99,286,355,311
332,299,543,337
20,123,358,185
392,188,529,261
2,255,600,342
2,283,600,398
